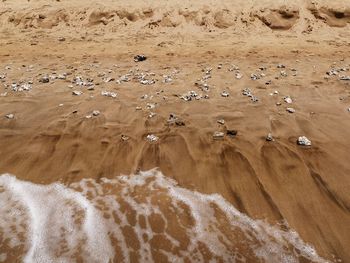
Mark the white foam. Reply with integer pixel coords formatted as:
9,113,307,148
0,170,329,263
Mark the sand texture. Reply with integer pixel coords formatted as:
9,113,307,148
0,0,350,262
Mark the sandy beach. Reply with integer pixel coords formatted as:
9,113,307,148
0,0,350,262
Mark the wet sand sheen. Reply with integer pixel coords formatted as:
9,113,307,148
0,171,327,262
0,0,350,262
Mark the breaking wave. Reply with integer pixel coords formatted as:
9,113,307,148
0,170,328,263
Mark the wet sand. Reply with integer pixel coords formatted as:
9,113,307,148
0,0,350,262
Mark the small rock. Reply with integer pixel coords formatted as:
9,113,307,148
266,133,274,141
101,91,117,98
92,110,100,116
235,72,243,79
213,131,225,140
217,119,225,125
175,120,185,126
72,90,83,96
226,130,238,137
136,106,142,110
134,55,147,62
5,113,14,119
297,136,311,146
146,103,156,109
286,107,295,113
121,135,130,141
146,134,159,143
284,97,293,104
221,91,229,97
340,76,350,81
148,112,156,118
39,76,50,83
58,37,66,42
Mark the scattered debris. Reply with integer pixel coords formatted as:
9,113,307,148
11,83,32,92
297,136,311,146
168,114,185,126
242,88,259,102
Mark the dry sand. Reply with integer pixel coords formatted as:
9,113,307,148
0,0,350,262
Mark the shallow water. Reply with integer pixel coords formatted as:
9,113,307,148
0,170,328,263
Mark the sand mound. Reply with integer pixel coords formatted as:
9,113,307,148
0,0,349,35
254,8,300,30
309,6,350,27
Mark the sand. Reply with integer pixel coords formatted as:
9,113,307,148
0,0,350,262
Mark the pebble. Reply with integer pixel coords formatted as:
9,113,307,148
92,110,100,116
266,133,274,141
39,76,50,83
5,113,14,119
286,107,296,113
72,90,83,96
213,131,225,140
148,112,156,118
101,91,117,98
146,134,159,143
146,103,156,109
297,136,312,146
217,119,225,125
134,55,147,62
284,97,293,104
235,72,243,79
121,135,130,141
221,91,229,97
227,130,238,137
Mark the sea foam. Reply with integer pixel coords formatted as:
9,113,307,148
0,170,328,263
